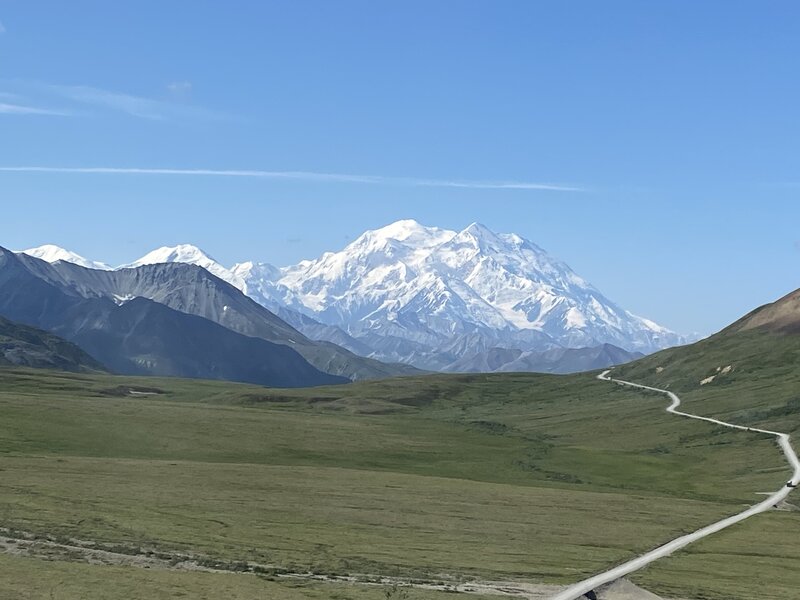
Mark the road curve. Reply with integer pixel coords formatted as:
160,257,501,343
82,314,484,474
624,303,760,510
550,370,800,600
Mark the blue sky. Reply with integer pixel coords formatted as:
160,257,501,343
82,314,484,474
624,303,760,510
0,1,798,335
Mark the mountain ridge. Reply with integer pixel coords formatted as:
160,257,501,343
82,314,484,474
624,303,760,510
19,221,686,373
10,249,417,381
0,247,349,387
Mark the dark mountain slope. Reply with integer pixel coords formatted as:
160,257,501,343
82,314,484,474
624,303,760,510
13,252,418,380
0,315,105,372
0,248,345,387
67,297,348,387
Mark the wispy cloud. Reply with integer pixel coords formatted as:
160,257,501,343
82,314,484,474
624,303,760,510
404,178,583,191
0,103,72,116
0,166,585,191
0,80,226,120
44,83,224,120
0,20,6,35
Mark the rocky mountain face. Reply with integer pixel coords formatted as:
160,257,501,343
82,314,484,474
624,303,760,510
9,250,417,381
20,220,684,373
64,296,349,387
0,247,349,387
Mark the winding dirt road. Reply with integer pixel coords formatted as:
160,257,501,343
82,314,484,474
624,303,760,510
550,370,800,600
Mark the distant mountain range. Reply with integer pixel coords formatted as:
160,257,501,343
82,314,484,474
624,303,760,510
0,246,404,386
16,220,686,374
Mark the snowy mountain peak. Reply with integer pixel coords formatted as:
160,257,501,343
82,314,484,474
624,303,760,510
258,220,687,362
121,244,242,287
362,219,456,248
374,218,432,238
125,244,219,268
19,244,111,270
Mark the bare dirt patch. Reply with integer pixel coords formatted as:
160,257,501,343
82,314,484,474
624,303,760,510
598,579,666,599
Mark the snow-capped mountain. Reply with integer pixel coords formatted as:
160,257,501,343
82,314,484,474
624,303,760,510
255,220,684,365
17,221,687,371
20,244,111,271
119,244,243,287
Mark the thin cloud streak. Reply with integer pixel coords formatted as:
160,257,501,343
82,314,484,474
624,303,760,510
406,178,584,191
0,103,72,116
0,80,228,120
44,83,227,120
0,166,585,192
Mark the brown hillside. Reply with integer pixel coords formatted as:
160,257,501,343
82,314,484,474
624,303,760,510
724,287,800,335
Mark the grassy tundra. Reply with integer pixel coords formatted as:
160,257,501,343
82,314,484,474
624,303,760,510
0,358,796,599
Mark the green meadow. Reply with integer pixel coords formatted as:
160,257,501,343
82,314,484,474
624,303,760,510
0,363,796,599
